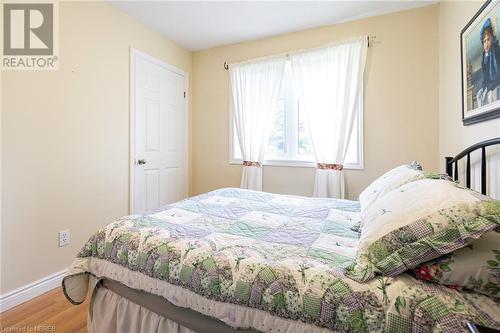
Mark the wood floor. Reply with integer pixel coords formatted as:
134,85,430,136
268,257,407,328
0,288,88,333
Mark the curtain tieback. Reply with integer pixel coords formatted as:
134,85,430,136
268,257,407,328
317,163,343,171
243,160,262,167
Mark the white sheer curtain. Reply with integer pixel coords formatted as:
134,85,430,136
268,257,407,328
229,58,285,191
291,37,367,198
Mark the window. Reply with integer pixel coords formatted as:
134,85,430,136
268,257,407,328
230,61,363,169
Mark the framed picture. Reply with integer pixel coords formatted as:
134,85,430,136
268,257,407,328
461,0,500,125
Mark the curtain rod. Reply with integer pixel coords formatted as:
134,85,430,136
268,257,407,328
223,35,376,71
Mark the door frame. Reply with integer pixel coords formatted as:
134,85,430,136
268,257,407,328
129,47,189,214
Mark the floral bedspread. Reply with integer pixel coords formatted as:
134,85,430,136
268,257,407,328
63,188,500,333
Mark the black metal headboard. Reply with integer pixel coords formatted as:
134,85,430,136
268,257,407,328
445,137,500,195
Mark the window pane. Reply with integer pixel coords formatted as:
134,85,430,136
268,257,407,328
298,106,313,155
232,59,362,167
266,89,286,156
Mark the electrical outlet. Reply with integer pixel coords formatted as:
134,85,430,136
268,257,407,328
59,229,70,247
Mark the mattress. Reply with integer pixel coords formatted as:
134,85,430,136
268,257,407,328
63,188,500,332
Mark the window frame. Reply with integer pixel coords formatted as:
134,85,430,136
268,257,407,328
228,69,364,170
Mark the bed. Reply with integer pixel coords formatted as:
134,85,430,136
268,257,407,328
63,139,500,333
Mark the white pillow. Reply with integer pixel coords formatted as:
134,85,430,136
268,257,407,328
359,162,423,214
346,179,499,282
360,179,481,254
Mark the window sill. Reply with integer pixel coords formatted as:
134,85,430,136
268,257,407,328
229,159,364,170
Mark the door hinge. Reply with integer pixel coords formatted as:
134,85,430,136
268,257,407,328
183,91,186,98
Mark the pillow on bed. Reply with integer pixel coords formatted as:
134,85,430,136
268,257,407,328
412,231,500,298
346,178,500,283
358,162,423,213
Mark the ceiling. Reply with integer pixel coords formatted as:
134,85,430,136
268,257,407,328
109,1,437,51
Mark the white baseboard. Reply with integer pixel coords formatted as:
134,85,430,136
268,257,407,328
0,269,67,313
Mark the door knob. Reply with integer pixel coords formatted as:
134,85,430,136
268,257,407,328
137,159,147,165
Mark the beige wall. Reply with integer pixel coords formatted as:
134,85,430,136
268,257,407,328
1,2,192,294
439,1,500,169
192,5,439,199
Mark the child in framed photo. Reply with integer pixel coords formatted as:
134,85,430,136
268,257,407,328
461,0,500,125
477,18,500,106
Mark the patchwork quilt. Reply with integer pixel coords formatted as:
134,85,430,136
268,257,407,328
63,188,500,333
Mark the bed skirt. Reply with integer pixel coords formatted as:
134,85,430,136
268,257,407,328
90,285,195,333
87,277,260,333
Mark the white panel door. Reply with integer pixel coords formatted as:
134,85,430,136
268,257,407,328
132,50,187,214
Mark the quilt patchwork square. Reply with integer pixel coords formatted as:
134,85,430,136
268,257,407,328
240,211,289,228
199,195,239,206
326,208,361,224
151,208,202,224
